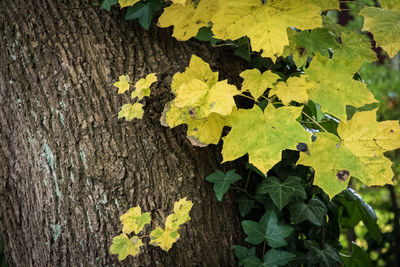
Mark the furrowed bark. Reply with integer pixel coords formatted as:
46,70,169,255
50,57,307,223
0,1,244,266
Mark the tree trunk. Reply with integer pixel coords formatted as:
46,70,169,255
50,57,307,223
0,1,244,266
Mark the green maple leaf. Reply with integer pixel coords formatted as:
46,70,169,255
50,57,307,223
241,210,293,248
283,27,339,67
211,0,338,60
360,1,400,58
333,31,377,69
256,176,306,211
120,206,151,235
297,109,400,198
206,169,242,201
288,198,328,226
305,53,377,120
222,105,312,175
109,234,143,260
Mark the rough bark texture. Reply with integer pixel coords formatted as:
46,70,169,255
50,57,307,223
0,1,245,266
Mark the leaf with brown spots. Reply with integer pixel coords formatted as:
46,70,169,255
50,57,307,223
297,109,400,198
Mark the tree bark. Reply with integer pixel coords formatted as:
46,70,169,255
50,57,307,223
0,1,244,266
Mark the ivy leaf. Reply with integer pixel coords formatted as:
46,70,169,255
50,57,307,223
241,210,293,248
288,198,328,226
119,0,140,8
256,176,306,211
109,234,143,260
360,3,400,58
297,109,400,197
334,188,381,241
305,54,377,120
158,0,218,41
125,0,162,30
263,249,296,267
161,55,239,146
243,256,263,267
131,73,157,100
211,0,335,60
118,103,144,121
114,75,130,94
236,195,256,217
233,245,256,266
206,169,242,201
101,0,118,11
120,206,151,235
222,105,312,175
303,240,342,267
341,242,372,267
270,75,314,106
240,69,280,100
149,227,180,251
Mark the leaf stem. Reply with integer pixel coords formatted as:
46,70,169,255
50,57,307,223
244,169,251,191
231,184,258,202
262,239,267,257
239,93,256,102
301,111,328,133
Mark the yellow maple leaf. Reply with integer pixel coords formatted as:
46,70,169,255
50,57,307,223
131,73,157,100
149,198,193,251
172,0,186,5
270,76,313,105
211,0,324,60
305,54,377,120
360,3,400,58
114,75,130,94
161,55,239,146
161,102,229,146
222,105,312,175
118,103,145,121
158,0,218,41
119,0,140,8
149,227,180,251
297,109,400,198
120,206,151,235
109,234,143,260
171,55,219,93
311,0,340,10
240,69,280,100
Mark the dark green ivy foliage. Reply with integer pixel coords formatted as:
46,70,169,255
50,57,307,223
207,150,376,267
101,1,385,266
